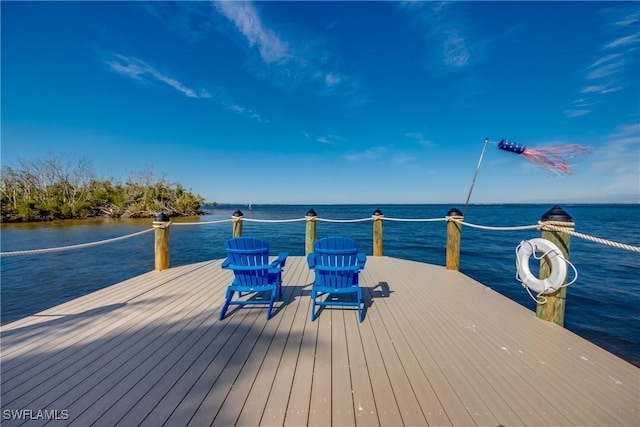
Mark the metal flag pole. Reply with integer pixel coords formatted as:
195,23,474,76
463,137,490,217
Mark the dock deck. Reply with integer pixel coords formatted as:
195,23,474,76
1,256,638,426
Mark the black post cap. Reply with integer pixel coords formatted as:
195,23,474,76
155,212,170,222
232,209,244,217
372,209,384,216
541,205,572,222
306,208,317,217
447,207,463,217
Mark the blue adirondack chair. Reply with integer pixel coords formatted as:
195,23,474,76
307,236,367,322
219,237,288,320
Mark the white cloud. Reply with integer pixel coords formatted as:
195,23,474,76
442,30,470,68
316,135,343,145
580,83,622,94
392,154,416,165
397,2,482,72
214,1,289,64
586,61,626,79
212,1,366,105
604,33,640,49
570,6,639,118
105,54,211,99
405,132,434,147
225,103,268,123
588,121,640,195
345,146,386,161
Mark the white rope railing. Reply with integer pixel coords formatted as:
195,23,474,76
243,218,307,223
171,219,233,226
316,217,372,223
540,223,640,253
449,218,540,231
0,228,155,257
384,217,447,222
2,214,638,256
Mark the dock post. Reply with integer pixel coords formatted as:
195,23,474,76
305,208,317,255
536,205,572,327
446,208,463,270
232,210,243,238
372,209,384,256
153,212,171,271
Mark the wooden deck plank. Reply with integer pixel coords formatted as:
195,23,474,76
401,261,631,425
259,258,312,427
137,309,258,427
282,275,317,427
352,296,404,427
343,302,379,427
1,256,637,427
1,263,223,409
331,309,355,426
307,301,332,427
232,258,310,427
12,264,220,419
360,266,455,427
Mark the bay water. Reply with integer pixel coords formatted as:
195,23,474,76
1,204,638,366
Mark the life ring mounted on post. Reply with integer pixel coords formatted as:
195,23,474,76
515,238,574,295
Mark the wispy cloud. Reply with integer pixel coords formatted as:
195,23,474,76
226,103,268,123
568,6,640,118
442,30,470,68
212,1,366,104
345,146,386,161
580,83,622,95
316,135,344,145
214,1,289,64
588,120,640,196
106,53,269,122
397,2,486,73
564,98,593,118
392,154,416,165
105,54,211,99
405,132,434,147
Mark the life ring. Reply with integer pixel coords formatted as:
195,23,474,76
516,238,567,295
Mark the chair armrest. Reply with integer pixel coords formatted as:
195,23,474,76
357,252,367,269
307,253,317,269
221,258,231,269
271,252,288,268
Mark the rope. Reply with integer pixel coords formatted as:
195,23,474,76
540,223,640,253
316,217,372,223
383,217,447,222
449,218,540,231
3,215,637,257
0,228,155,257
243,218,307,223
171,219,233,226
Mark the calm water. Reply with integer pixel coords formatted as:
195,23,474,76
1,204,639,366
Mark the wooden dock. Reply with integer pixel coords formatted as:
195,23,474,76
1,256,638,426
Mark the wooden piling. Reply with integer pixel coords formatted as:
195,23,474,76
536,205,572,327
305,209,317,255
153,213,171,271
232,210,243,238
373,209,384,257
446,208,463,270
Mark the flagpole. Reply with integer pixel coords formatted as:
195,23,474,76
463,137,489,217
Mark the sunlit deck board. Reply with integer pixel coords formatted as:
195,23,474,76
1,256,638,427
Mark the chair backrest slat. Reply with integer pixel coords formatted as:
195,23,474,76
314,236,360,289
225,237,271,287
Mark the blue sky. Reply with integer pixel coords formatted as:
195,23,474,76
2,1,639,204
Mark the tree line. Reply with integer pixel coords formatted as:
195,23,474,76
0,154,205,222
